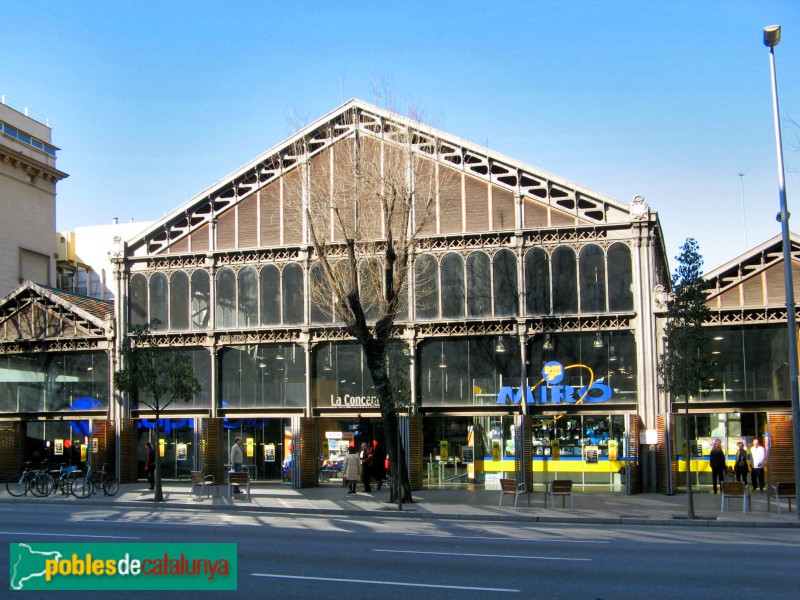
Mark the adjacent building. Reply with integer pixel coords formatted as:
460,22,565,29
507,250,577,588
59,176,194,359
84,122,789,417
0,101,67,299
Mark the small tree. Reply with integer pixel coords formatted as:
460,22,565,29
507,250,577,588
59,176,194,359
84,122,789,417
657,238,713,518
114,322,202,502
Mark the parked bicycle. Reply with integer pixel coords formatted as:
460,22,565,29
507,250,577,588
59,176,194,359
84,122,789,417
49,465,81,496
70,463,119,498
6,462,55,498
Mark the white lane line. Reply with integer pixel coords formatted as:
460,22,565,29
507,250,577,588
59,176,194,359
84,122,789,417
375,549,591,561
406,533,609,543
80,519,227,527
252,573,519,592
0,531,140,539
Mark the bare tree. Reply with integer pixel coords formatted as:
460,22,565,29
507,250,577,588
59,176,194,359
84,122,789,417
297,107,453,506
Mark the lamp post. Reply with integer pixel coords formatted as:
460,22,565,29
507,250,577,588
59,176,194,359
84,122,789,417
764,25,800,517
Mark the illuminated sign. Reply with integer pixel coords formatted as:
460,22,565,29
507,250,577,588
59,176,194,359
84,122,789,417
330,394,380,408
496,361,614,405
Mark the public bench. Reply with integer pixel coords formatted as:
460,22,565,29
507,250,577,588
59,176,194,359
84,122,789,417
498,478,531,508
545,480,574,509
228,472,251,500
189,471,217,498
767,482,796,514
720,481,750,513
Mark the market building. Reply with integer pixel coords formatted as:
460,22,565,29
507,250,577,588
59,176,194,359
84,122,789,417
3,99,793,493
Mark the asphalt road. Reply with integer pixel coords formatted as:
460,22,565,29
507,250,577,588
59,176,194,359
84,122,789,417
1,503,798,599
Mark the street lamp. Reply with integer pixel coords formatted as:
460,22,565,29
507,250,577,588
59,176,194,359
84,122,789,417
764,24,800,519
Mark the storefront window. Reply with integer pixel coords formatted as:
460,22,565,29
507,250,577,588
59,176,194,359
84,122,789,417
219,344,305,409
0,352,109,413
704,326,791,402
129,348,211,410
313,343,381,409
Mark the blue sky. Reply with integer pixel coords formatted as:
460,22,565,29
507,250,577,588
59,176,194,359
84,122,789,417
2,1,799,271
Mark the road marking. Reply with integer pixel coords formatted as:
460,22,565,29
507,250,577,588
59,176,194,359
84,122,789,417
406,533,609,543
375,549,591,561
252,573,519,592
80,518,228,527
0,531,140,539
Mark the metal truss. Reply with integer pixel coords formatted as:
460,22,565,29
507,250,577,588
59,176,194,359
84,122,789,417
128,100,632,257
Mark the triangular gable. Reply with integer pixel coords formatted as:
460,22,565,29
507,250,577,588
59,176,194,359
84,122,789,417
128,99,635,257
704,233,800,309
0,281,113,342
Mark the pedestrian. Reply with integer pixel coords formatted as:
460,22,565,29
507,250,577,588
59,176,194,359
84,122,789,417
708,439,726,494
144,441,155,490
360,442,373,493
342,445,360,495
733,440,749,483
371,442,386,491
230,437,244,494
749,437,766,492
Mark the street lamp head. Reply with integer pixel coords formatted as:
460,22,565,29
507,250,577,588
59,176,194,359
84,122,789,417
764,25,781,47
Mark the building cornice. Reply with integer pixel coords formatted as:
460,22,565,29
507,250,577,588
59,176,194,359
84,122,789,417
0,144,68,182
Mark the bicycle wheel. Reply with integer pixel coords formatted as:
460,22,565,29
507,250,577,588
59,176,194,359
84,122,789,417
29,473,55,497
6,473,29,497
70,476,94,498
102,475,119,496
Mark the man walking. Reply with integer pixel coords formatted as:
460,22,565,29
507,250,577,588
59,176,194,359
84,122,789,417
360,442,373,493
749,437,766,492
230,437,244,494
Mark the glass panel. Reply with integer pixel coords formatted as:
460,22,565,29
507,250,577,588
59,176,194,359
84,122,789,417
414,254,439,320
190,270,210,330
149,272,168,330
703,326,791,403
579,244,606,313
130,349,210,410
221,344,307,409
237,266,258,327
130,274,148,325
440,253,465,318
170,271,190,331
282,263,304,325
466,252,491,317
551,246,577,314
607,243,634,312
216,268,236,328
493,249,518,317
259,265,281,325
525,247,550,315
360,258,383,323
0,353,109,413
310,263,331,324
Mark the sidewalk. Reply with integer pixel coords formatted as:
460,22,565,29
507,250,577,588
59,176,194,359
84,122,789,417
4,480,798,528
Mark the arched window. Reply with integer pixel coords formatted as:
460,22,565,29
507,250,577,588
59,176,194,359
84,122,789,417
190,270,210,330
360,258,383,322
608,243,634,311
414,254,439,320
149,272,168,330
552,246,577,314
259,265,281,326
493,249,518,317
466,252,491,317
216,267,236,328
237,266,258,327
579,244,606,313
525,248,550,315
169,271,190,331
441,253,465,319
129,273,148,326
282,263,304,325
309,263,331,324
